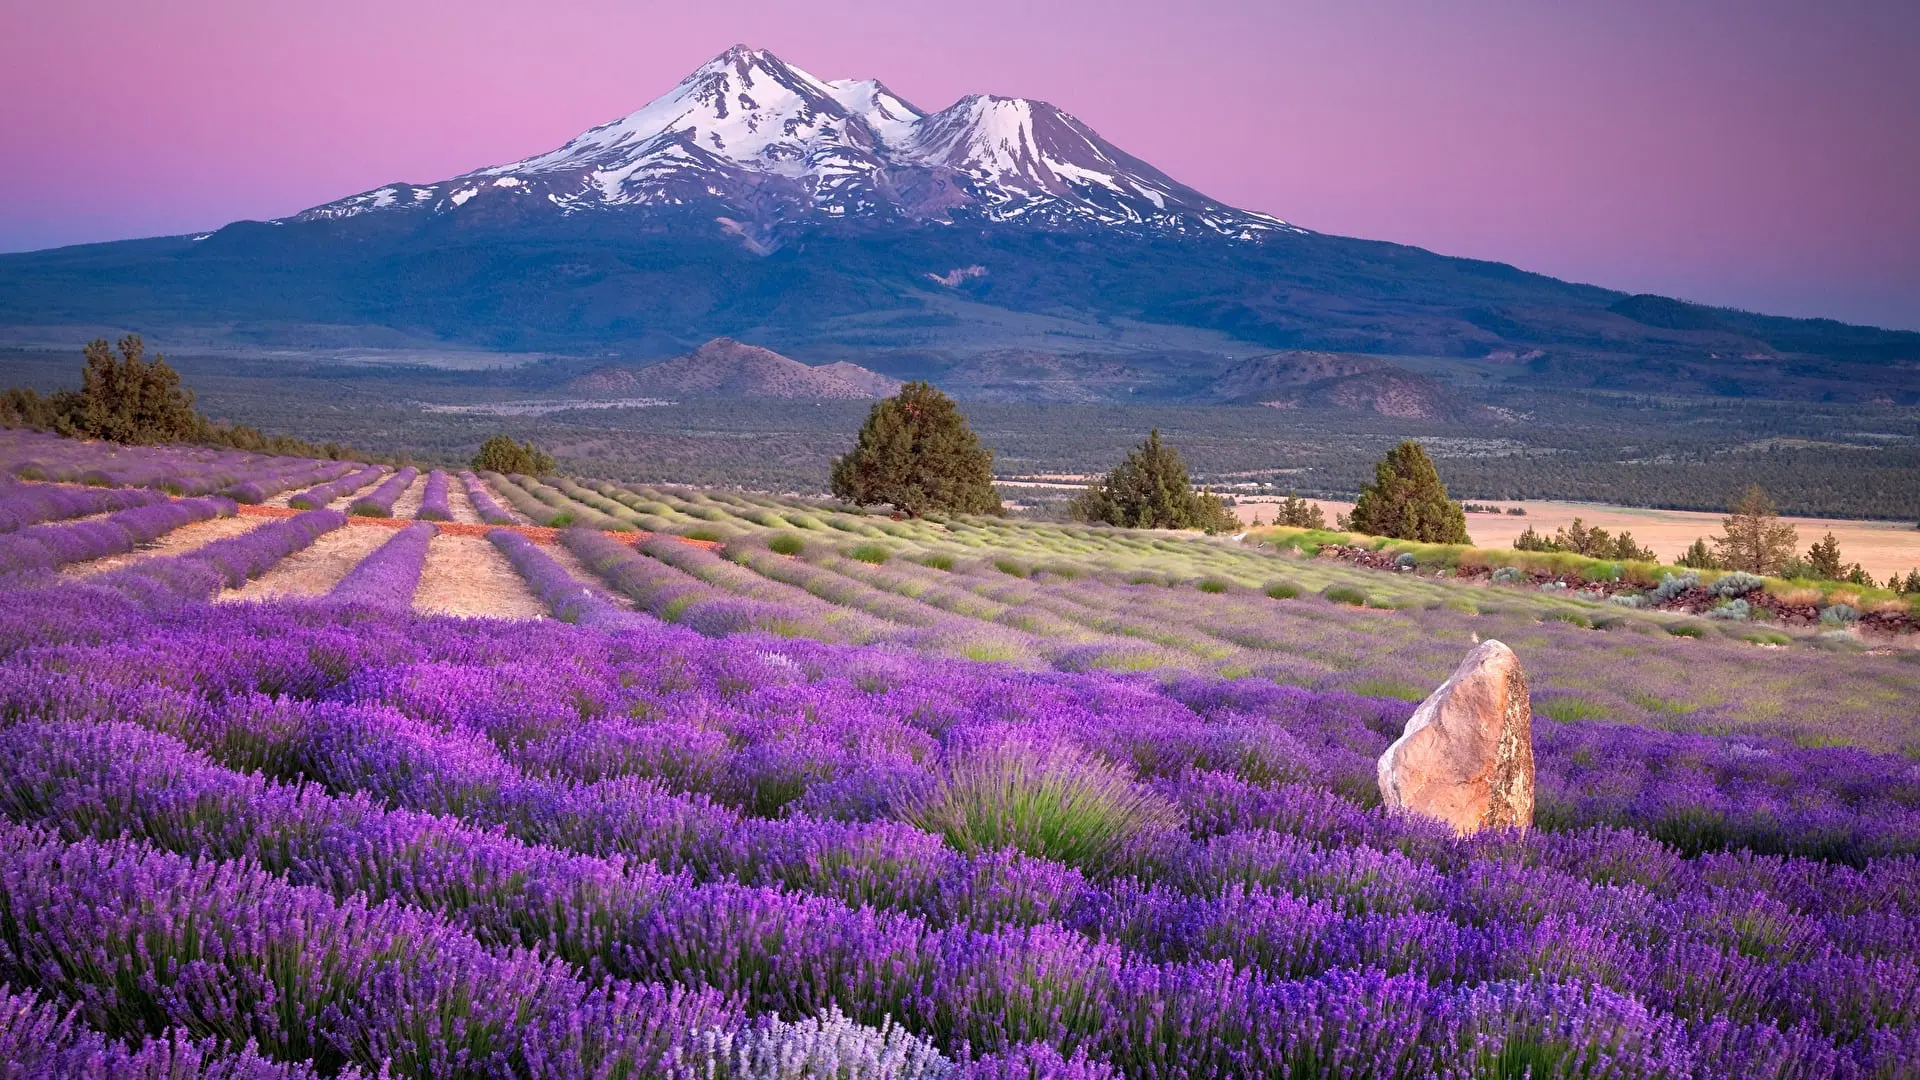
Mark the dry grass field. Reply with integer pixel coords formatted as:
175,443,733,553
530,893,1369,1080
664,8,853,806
1235,497,1920,579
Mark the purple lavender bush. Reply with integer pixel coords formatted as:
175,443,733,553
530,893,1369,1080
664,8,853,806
415,470,453,521
329,521,434,609
287,466,383,510
347,466,418,518
460,471,516,525
0,543,1916,1075
0,495,231,574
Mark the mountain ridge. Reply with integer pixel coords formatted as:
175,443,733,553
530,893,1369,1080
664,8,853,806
293,45,1292,245
568,337,900,400
0,45,1912,405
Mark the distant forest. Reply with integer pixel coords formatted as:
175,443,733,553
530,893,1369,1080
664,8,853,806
4,348,1916,521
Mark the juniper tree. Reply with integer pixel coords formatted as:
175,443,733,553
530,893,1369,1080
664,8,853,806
472,435,556,476
1070,430,1237,532
830,382,999,517
1346,440,1469,544
1711,486,1798,575
63,335,202,445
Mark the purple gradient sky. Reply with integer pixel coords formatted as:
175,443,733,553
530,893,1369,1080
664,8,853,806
3,0,1917,329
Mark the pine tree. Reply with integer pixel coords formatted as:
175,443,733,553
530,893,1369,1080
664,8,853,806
1676,538,1718,569
472,435,556,475
1070,430,1238,532
1805,532,1846,580
1711,486,1798,574
830,382,999,517
1346,440,1470,544
66,335,202,445
1272,494,1326,529
1901,569,1920,595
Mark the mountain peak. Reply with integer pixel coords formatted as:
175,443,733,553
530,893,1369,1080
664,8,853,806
293,48,1296,240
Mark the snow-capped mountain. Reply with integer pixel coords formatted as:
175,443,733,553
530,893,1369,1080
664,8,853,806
294,45,1294,242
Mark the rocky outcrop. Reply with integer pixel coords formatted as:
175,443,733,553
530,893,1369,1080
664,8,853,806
1377,640,1534,834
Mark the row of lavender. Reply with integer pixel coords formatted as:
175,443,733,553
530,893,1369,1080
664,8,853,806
0,428,356,503
0,553,1912,1076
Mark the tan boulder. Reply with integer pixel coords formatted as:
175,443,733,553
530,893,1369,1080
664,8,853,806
1377,640,1534,834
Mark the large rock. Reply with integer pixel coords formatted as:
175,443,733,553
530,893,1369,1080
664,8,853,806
1377,640,1534,834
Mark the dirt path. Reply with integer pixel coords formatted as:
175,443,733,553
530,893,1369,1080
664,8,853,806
389,473,425,519
219,523,391,602
1235,497,1920,579
62,515,266,577
444,476,485,525
412,533,550,619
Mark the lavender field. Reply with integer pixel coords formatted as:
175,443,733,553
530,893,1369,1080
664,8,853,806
0,443,1916,1076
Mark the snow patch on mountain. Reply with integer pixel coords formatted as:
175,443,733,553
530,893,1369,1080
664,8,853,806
292,45,1297,240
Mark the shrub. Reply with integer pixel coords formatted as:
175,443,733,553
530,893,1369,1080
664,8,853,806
1709,571,1766,598
917,552,955,571
1263,580,1303,599
1705,599,1750,620
993,558,1028,578
1537,581,1569,592
1393,552,1418,569
1652,572,1699,603
679,1005,952,1080
1666,621,1708,638
845,543,891,564
1819,603,1859,626
1675,538,1719,569
471,435,555,475
1490,566,1527,584
1196,577,1230,594
767,533,805,556
1321,584,1369,606
899,738,1178,870
1068,430,1237,533
1609,593,1648,608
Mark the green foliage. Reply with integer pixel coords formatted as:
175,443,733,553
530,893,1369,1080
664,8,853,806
847,543,891,564
767,533,805,556
471,435,555,476
1712,486,1798,574
1346,440,1469,544
1321,584,1369,606
1676,538,1719,570
1269,494,1327,529
830,382,999,517
1801,531,1867,584
898,740,1178,870
1666,621,1708,638
1263,580,1303,599
1900,569,1920,595
1512,517,1655,561
917,553,956,571
1195,577,1230,594
1068,429,1238,533
66,336,202,444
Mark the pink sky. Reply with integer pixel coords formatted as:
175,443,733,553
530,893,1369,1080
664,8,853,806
3,0,1916,329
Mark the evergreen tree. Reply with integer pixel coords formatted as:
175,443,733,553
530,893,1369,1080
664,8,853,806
1676,538,1719,569
830,382,999,517
472,435,556,476
1069,430,1237,532
1711,486,1798,574
1271,494,1327,529
1901,569,1920,595
1805,532,1847,580
65,335,202,445
1346,440,1470,543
